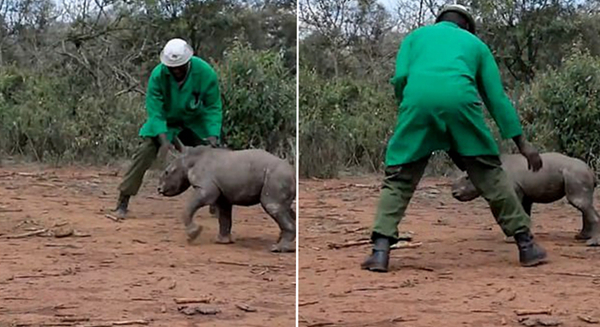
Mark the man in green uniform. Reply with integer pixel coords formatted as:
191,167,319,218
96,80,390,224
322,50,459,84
361,4,548,272
114,38,223,218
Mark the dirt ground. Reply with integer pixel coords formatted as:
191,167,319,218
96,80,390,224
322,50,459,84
299,176,600,327
0,164,295,327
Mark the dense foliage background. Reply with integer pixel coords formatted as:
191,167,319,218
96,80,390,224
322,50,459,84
299,0,600,178
0,0,296,164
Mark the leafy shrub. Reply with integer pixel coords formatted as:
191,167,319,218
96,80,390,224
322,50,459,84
519,49,600,170
0,66,144,163
0,43,295,165
219,43,296,163
299,67,395,178
299,66,535,178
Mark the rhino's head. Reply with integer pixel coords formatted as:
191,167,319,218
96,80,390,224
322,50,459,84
157,155,191,197
451,174,481,202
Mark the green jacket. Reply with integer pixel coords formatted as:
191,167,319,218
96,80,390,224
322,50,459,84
386,21,523,166
139,56,223,142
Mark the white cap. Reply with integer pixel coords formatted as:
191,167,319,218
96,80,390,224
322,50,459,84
436,4,476,34
160,38,193,67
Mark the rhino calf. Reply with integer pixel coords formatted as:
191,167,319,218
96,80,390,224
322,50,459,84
451,152,600,246
158,145,296,253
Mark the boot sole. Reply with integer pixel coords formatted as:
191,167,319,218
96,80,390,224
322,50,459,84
115,210,128,220
361,265,388,273
520,256,548,267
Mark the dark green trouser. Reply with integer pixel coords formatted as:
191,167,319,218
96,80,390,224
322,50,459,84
371,155,530,243
118,129,205,196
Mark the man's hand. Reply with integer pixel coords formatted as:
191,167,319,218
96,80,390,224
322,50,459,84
172,137,184,153
206,136,218,148
157,133,175,157
513,135,543,172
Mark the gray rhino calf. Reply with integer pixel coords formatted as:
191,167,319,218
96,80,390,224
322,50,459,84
451,152,600,246
158,145,296,253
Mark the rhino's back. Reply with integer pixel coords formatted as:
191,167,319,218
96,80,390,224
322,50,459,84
499,152,590,203
500,152,589,174
198,148,292,205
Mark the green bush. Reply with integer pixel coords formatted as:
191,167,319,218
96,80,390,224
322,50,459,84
299,68,395,178
219,43,296,163
519,50,600,170
0,66,144,163
299,66,534,178
0,43,295,165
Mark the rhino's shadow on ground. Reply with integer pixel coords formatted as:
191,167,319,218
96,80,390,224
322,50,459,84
536,230,589,243
183,234,281,252
175,231,288,252
218,236,278,251
491,230,588,246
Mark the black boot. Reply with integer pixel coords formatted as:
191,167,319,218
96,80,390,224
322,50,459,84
514,230,548,267
114,194,130,219
361,237,391,272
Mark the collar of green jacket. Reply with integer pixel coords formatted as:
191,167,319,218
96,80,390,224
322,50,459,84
162,61,192,80
436,21,460,29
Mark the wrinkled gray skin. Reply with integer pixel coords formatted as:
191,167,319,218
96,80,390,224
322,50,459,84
158,145,296,253
451,152,600,246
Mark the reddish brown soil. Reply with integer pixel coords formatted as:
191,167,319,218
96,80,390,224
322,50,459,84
299,176,600,327
0,164,295,327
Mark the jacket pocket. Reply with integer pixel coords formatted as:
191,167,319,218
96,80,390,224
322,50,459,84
185,91,202,113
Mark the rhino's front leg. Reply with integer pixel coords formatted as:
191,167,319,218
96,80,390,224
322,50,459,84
182,185,219,243
215,202,234,244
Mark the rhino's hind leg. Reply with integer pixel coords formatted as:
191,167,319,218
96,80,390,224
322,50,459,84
522,198,532,217
564,173,600,244
574,214,595,240
262,202,295,253
585,232,600,246
578,207,600,247
209,205,219,218
215,201,234,244
260,165,295,253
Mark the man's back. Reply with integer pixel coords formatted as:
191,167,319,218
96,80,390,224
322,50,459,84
395,21,487,110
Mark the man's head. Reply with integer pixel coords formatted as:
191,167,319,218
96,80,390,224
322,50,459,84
160,38,194,81
435,4,476,34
